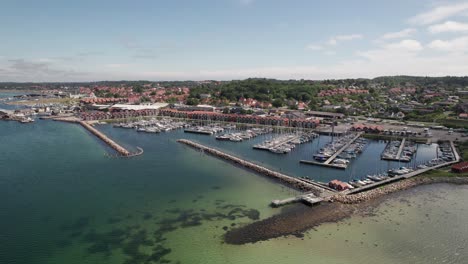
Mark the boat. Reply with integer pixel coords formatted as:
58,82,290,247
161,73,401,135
313,154,329,161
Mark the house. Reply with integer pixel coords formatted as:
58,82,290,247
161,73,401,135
452,162,468,173
305,111,345,119
351,124,384,133
328,180,351,191
459,113,468,119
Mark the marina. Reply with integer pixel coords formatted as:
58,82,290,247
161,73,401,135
380,138,416,162
253,132,318,154
113,118,189,133
216,127,272,142
300,132,364,169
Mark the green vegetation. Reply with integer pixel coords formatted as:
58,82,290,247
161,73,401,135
421,169,467,178
188,78,324,103
440,119,468,129
457,141,468,160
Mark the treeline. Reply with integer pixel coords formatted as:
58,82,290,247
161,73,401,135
372,76,468,90
2,76,468,93
189,78,324,102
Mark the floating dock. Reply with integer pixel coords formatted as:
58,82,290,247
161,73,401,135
184,129,214,135
381,138,410,162
177,139,334,195
300,132,363,169
253,134,302,151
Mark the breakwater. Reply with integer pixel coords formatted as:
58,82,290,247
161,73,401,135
331,176,468,204
79,121,131,156
53,117,142,157
177,139,332,195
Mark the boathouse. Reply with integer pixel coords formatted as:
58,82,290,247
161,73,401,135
451,161,468,173
328,180,350,191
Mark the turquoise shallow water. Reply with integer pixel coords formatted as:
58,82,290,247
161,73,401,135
1,95,467,264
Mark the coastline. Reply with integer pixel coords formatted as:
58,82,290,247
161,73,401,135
224,176,468,245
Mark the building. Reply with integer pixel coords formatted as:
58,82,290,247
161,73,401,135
328,180,351,191
109,103,168,111
452,162,468,173
305,111,345,119
351,124,384,133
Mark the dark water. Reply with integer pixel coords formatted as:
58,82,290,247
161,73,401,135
100,124,437,183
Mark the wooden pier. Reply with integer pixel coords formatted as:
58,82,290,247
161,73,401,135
271,193,324,207
177,139,334,195
300,132,363,169
271,197,302,207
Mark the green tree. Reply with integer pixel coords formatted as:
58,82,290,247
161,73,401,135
186,98,200,105
272,99,284,108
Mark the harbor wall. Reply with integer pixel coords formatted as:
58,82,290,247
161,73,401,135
177,139,331,195
79,121,131,156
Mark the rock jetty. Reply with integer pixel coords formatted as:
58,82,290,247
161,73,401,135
177,139,330,195
330,176,468,204
79,121,131,156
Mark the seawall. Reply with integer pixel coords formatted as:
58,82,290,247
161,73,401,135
79,121,131,156
177,139,332,195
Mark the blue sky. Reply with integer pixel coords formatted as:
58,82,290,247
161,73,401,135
1,0,468,81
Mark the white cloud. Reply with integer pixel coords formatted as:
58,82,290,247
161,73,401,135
384,39,423,52
409,2,468,25
328,34,363,45
428,36,468,52
380,28,416,40
428,20,468,33
305,44,323,51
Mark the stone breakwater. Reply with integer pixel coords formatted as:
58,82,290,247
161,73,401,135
177,139,329,194
331,176,468,204
79,121,131,156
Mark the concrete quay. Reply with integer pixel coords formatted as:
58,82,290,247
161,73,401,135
177,139,333,195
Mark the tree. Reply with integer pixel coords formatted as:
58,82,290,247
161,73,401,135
166,97,177,104
186,98,200,105
133,85,144,94
272,99,283,108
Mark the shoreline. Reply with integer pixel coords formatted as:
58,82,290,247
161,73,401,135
224,176,468,245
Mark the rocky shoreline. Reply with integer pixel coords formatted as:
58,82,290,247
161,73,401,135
225,176,468,245
330,176,468,204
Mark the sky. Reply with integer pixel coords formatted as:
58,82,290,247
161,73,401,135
1,0,468,81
